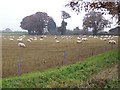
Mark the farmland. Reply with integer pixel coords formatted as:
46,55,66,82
2,49,119,88
2,34,118,78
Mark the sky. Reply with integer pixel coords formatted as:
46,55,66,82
0,0,117,31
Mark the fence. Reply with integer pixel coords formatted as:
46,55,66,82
2,44,117,78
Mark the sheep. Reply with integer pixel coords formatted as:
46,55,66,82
54,36,57,39
29,38,33,41
77,37,81,40
94,36,98,39
40,36,44,38
61,36,65,39
89,35,93,38
70,36,73,39
27,39,31,42
18,42,26,48
82,37,87,41
66,37,69,39
17,38,23,42
109,40,116,44
9,38,14,41
83,35,86,37
56,40,60,43
103,38,107,41
40,38,43,41
44,35,47,38
76,40,82,44
34,37,37,40
100,38,103,40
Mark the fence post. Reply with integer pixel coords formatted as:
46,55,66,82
17,55,21,76
63,51,67,64
91,48,94,56
78,48,80,60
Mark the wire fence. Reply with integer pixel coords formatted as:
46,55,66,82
2,44,118,78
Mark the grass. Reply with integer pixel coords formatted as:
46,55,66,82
2,49,119,88
2,35,118,77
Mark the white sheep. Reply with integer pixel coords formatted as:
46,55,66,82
54,36,57,39
18,42,26,48
9,38,14,41
17,38,23,42
82,37,87,41
40,38,43,41
109,40,116,44
100,38,103,40
76,40,82,44
27,39,31,42
77,37,81,40
56,40,60,43
103,38,107,41
29,38,33,41
34,37,37,40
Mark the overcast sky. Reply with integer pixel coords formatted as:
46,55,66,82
0,0,117,31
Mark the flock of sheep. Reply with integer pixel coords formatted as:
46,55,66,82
1,34,118,48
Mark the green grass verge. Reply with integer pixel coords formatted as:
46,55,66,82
2,49,119,88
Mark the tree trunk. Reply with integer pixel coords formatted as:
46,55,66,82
93,29,98,36
28,30,34,35
37,29,43,35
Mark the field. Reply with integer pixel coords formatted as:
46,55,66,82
2,49,119,88
2,34,118,78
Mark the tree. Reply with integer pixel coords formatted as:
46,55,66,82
61,11,71,20
58,11,71,35
47,17,56,34
65,0,120,25
73,26,81,35
20,12,56,35
83,11,111,35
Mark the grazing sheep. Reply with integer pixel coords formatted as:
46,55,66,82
54,36,57,39
56,40,60,43
89,35,93,38
109,40,116,44
105,35,108,38
40,36,44,38
94,36,98,39
82,37,87,41
61,36,65,39
17,38,23,42
34,37,37,40
76,40,82,44
44,35,47,38
18,42,26,48
83,35,86,37
9,38,14,41
100,38,103,40
77,37,81,40
40,38,43,41
103,38,107,41
27,39,31,42
29,38,33,41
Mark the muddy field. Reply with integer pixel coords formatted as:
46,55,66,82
2,35,118,78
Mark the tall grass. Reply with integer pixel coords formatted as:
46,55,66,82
2,49,119,88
